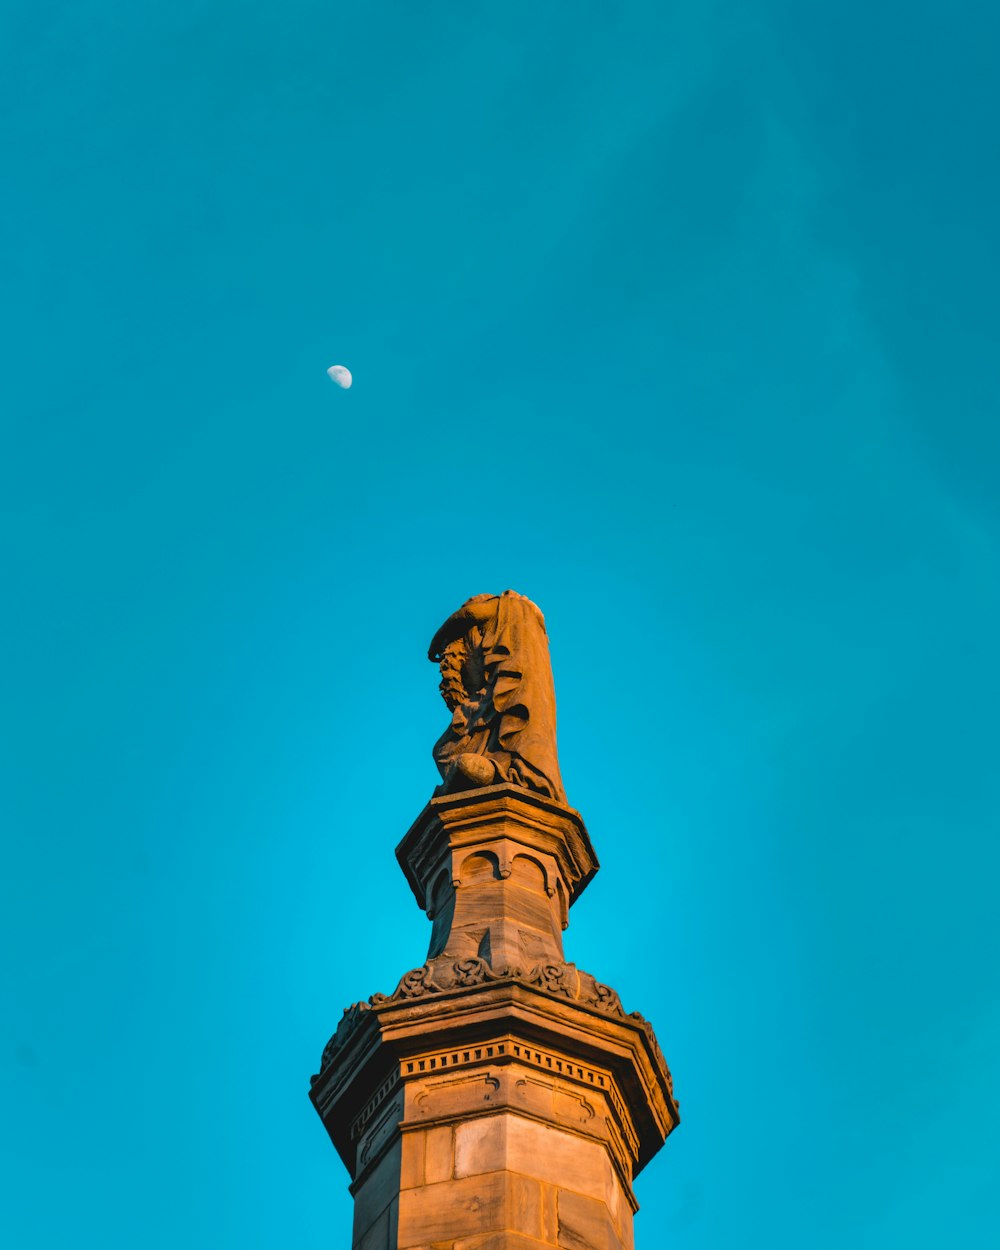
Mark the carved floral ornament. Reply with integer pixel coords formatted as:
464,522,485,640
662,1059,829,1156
314,958,674,1099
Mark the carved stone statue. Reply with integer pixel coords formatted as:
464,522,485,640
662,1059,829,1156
428,590,567,803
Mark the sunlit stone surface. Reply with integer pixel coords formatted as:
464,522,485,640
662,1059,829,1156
310,595,678,1249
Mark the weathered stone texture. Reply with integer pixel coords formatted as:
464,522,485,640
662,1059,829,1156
356,1110,633,1249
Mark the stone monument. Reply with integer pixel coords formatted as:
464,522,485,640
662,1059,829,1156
310,591,678,1249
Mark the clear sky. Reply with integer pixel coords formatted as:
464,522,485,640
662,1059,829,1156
3,3,999,1247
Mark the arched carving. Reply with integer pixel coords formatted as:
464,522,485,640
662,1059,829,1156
458,850,502,883
509,853,548,892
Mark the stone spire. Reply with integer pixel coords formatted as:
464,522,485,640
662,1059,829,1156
310,594,678,1249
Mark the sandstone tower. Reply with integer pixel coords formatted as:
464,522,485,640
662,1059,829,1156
310,593,678,1249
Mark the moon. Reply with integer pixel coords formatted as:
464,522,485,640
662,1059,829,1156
327,365,352,389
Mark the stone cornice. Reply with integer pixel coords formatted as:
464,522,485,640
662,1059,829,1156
396,785,600,915
310,960,678,1179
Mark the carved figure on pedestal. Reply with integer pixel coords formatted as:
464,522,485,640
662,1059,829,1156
428,590,567,802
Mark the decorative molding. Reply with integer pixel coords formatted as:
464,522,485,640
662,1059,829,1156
414,1070,501,1113
314,1001,373,1081
357,1091,404,1166
396,784,599,917
629,1010,675,1099
367,957,629,1015
368,956,509,1005
515,1075,596,1124
351,1071,401,1143
526,962,575,997
394,1035,641,1171
594,981,625,1015
314,958,675,1112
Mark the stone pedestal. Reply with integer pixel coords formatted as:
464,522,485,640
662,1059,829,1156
311,787,678,1250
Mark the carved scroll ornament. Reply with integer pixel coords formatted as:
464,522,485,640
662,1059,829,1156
312,958,673,1094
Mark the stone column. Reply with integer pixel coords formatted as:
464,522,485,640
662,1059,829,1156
310,785,678,1250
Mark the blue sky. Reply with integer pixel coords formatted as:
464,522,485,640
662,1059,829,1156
3,2,998,1246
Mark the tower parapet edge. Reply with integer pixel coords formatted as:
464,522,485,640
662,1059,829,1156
310,595,678,1250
